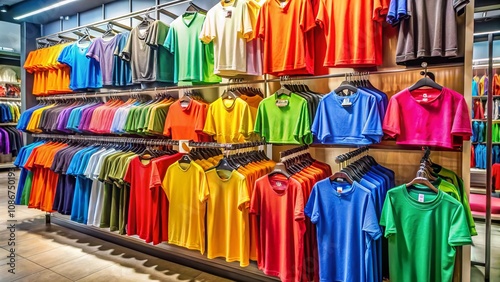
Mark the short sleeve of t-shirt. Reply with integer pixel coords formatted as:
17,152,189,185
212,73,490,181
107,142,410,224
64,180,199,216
380,195,396,237
382,97,401,138
58,44,74,67
449,204,473,246
199,9,216,44
304,184,319,223
452,97,473,140
363,195,383,240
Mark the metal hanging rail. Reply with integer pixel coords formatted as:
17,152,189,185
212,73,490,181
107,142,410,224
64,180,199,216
36,0,191,42
32,133,179,146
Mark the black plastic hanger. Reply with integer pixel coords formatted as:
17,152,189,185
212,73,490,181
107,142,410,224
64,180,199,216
408,71,443,91
268,162,291,178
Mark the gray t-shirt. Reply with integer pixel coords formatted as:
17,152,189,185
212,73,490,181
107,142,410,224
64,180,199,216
120,20,173,83
87,34,122,86
395,0,469,64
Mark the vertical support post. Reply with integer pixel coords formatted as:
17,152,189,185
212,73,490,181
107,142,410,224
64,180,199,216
45,213,51,225
485,32,493,282
20,22,40,145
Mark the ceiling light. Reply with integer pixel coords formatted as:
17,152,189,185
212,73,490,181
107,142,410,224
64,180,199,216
13,0,79,20
0,5,8,13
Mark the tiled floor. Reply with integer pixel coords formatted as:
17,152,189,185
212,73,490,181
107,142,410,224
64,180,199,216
0,169,499,282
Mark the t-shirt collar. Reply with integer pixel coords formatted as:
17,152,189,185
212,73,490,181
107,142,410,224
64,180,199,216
274,0,291,12
182,12,197,27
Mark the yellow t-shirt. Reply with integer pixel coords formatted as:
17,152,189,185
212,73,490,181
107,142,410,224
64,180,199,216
205,169,250,266
162,161,209,254
479,75,486,96
203,97,255,143
26,104,55,133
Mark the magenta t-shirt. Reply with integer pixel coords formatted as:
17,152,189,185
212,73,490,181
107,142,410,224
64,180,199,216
383,87,472,148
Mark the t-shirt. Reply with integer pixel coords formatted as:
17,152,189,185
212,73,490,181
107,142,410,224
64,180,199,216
58,42,103,90
254,92,313,144
87,35,122,86
121,20,174,83
163,99,207,141
205,169,250,266
200,1,253,76
386,0,408,25
256,0,316,75
165,13,221,83
317,0,389,67
395,0,469,64
383,87,472,148
380,185,472,282
203,97,254,143
162,161,209,254
312,90,383,145
113,32,133,86
305,179,381,282
250,174,306,282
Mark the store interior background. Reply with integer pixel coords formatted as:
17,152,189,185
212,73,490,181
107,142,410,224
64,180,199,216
0,0,498,281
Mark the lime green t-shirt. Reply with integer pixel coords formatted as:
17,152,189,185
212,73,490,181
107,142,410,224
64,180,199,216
432,164,477,236
380,185,472,282
254,92,312,144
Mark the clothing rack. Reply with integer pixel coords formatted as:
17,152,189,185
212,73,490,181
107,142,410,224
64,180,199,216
335,146,369,163
187,141,267,150
279,145,309,159
31,134,179,146
36,0,192,43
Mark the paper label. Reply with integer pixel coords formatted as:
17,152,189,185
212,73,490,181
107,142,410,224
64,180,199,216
418,194,425,202
422,93,428,102
276,99,289,107
341,98,352,107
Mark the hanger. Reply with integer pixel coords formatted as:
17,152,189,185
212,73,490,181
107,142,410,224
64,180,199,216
329,170,354,184
77,28,93,44
275,76,292,96
178,154,192,165
102,23,117,39
408,62,443,91
334,73,358,95
405,164,439,193
268,162,291,178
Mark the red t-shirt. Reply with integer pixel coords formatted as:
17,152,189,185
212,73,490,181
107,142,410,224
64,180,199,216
149,153,183,244
383,87,472,148
316,0,389,67
250,174,306,282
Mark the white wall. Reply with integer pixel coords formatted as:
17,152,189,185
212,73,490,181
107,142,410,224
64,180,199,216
0,21,20,53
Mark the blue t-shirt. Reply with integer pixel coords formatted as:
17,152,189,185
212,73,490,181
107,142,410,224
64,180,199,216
305,180,382,282
386,0,408,26
14,141,45,205
113,31,133,86
58,43,103,90
311,90,383,145
17,105,44,131
472,80,479,96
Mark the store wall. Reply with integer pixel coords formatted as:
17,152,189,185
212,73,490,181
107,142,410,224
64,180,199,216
0,21,20,53
473,40,500,60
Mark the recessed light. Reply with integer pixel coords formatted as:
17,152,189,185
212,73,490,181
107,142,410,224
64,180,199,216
0,5,8,13
14,0,78,20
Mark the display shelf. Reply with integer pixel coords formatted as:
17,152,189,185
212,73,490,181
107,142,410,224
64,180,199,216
472,96,500,100
0,123,17,126
0,162,16,169
0,81,20,85
471,168,487,174
472,142,500,144
0,97,21,101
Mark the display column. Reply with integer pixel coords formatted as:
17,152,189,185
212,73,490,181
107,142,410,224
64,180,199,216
20,22,40,145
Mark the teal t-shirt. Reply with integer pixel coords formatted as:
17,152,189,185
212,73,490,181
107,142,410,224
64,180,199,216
380,185,472,282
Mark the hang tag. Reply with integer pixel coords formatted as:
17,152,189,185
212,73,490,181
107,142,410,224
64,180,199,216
341,98,352,107
418,194,425,203
337,187,343,193
276,99,289,107
422,93,428,102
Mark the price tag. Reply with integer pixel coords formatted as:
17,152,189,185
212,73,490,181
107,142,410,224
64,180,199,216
276,99,289,107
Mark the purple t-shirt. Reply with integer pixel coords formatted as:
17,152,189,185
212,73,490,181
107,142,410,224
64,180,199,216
80,104,102,132
0,128,10,154
87,35,122,86
56,105,80,133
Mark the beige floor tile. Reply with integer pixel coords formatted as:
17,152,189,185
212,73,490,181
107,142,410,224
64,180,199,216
50,253,115,281
0,247,25,266
13,236,63,258
27,245,89,268
0,257,44,282
76,263,182,282
13,269,72,282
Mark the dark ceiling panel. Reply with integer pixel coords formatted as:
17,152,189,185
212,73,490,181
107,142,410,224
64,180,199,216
0,0,114,24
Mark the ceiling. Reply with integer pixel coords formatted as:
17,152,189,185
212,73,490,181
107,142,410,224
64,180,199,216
0,0,113,24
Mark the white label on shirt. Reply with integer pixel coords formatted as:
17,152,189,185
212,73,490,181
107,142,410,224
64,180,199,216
418,194,425,202
280,2,287,8
276,99,289,107
337,187,343,193
342,98,352,107
422,93,428,102
276,181,282,187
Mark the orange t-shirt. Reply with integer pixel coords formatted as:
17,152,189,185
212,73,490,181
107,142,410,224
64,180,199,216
163,100,208,141
317,0,389,67
256,0,316,75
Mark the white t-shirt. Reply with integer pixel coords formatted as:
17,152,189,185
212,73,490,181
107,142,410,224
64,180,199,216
87,148,116,227
200,0,253,76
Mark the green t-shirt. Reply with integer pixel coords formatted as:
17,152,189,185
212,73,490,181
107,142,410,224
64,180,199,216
164,12,221,84
146,103,170,135
254,92,312,144
98,152,123,229
380,185,472,282
432,164,477,236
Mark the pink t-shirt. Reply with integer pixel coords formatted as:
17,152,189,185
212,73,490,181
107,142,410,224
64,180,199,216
383,87,472,148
